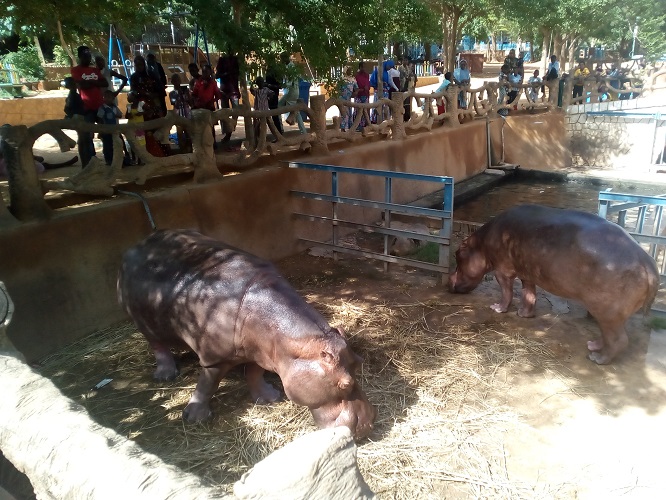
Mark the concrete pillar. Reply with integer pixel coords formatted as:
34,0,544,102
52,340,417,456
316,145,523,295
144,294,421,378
390,92,406,140
190,109,223,183
0,125,52,222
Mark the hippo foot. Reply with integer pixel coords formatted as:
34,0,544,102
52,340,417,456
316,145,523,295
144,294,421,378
490,303,508,313
250,382,282,405
154,366,179,381
517,307,535,318
182,402,213,423
587,350,611,365
587,339,604,351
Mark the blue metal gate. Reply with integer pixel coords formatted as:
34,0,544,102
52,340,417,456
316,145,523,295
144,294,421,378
288,162,454,283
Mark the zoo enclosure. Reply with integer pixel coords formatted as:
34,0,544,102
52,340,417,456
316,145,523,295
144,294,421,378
289,162,454,283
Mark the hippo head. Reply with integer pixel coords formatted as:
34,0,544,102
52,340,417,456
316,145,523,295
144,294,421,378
282,328,376,439
449,234,490,293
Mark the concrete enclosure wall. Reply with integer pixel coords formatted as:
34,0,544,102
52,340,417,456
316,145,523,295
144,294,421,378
0,114,567,361
566,97,666,168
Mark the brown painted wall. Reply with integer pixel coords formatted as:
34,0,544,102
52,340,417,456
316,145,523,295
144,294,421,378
0,117,567,361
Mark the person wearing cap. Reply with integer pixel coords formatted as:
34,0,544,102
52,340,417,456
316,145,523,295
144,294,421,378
70,45,108,168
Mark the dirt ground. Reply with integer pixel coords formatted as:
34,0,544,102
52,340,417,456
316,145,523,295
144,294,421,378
36,242,666,499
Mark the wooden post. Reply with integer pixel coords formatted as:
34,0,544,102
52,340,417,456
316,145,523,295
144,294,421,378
309,95,329,155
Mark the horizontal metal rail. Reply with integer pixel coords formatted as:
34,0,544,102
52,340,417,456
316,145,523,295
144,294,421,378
293,213,450,245
288,161,454,282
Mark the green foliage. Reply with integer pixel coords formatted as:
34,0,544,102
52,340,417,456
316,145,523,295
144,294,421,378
52,45,71,66
1,45,44,81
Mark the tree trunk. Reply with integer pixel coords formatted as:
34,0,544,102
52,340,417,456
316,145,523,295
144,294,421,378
489,32,495,62
566,36,579,71
33,37,46,65
441,12,449,71
450,10,460,73
424,43,431,62
541,27,551,73
553,32,564,72
57,20,76,66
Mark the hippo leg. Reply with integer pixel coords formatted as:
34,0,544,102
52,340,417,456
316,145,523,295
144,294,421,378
152,343,179,381
517,280,537,318
183,364,231,422
245,363,282,404
490,274,515,313
587,319,629,365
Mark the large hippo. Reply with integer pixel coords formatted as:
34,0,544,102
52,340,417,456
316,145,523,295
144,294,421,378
449,204,659,364
117,229,376,439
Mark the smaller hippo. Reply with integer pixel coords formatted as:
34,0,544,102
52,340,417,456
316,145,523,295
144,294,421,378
118,230,376,439
449,204,659,364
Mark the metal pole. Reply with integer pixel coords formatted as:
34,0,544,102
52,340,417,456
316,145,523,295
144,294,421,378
194,24,200,64
108,25,113,72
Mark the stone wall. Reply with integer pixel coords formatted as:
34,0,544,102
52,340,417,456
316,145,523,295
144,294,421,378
566,96,666,168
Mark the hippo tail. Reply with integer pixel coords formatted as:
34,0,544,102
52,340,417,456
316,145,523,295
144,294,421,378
641,259,660,316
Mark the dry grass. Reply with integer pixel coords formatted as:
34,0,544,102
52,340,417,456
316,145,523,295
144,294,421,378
39,273,562,499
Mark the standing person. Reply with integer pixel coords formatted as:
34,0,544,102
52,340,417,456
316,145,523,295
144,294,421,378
265,68,283,135
70,45,108,167
94,55,127,103
250,76,274,146
215,53,241,142
124,91,146,164
433,71,451,115
503,49,519,74
192,64,222,146
278,53,306,134
354,61,370,129
573,62,590,101
130,55,167,156
169,73,192,153
544,54,560,101
146,53,168,116
339,67,358,131
387,60,400,99
403,60,418,121
96,90,123,165
188,62,201,90
453,59,470,109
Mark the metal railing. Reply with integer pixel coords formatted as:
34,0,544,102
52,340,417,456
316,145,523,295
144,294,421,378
598,190,666,281
288,161,454,283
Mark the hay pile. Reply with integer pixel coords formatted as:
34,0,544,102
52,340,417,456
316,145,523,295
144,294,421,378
39,263,560,498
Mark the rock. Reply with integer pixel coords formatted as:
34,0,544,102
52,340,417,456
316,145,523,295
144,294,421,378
234,427,374,500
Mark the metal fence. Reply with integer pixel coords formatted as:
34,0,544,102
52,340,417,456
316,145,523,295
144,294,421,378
598,191,666,313
289,162,454,283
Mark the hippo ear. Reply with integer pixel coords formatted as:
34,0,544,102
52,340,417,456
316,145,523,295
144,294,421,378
320,350,337,368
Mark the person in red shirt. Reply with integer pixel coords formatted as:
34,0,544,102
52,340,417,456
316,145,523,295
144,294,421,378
70,46,107,168
192,64,222,147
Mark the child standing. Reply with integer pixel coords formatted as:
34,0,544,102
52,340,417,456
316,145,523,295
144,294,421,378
125,91,146,164
169,73,193,153
97,89,122,165
250,76,274,145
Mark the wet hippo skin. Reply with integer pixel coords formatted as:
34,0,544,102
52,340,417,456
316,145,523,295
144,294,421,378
118,229,376,439
449,204,660,364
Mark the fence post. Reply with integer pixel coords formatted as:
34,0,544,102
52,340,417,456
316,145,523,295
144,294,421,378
189,110,223,183
309,95,329,155
390,91,406,140
0,125,51,222
445,87,460,127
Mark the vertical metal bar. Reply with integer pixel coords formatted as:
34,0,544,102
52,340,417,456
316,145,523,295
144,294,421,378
618,210,626,228
597,198,609,219
383,177,392,273
650,205,663,258
440,181,454,284
637,206,646,233
332,171,338,262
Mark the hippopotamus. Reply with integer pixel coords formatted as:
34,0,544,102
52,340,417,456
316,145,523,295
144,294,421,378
117,229,376,439
449,204,659,364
